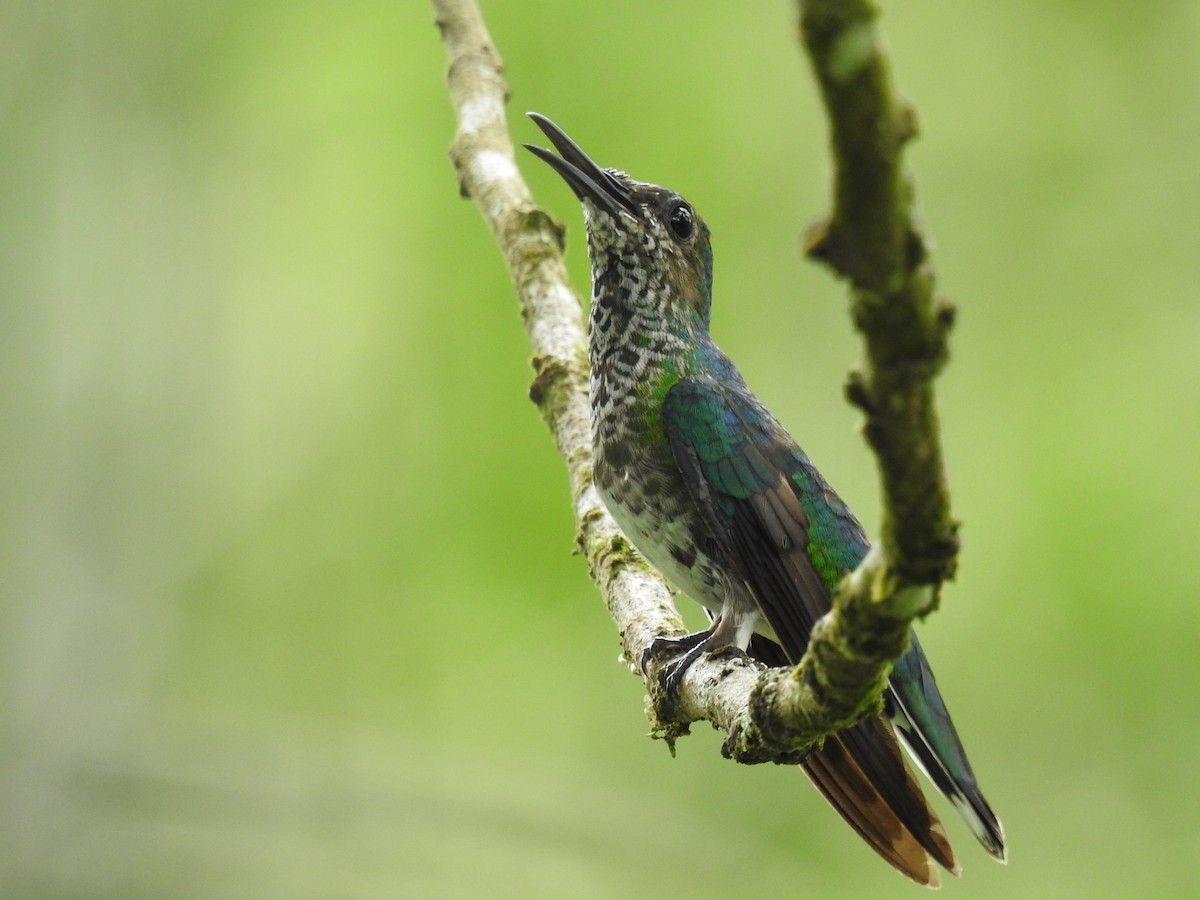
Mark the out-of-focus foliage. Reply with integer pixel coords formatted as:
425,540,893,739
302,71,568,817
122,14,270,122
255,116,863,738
2,2,1198,897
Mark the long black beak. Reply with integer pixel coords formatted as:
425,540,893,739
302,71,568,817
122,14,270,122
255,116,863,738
523,113,638,221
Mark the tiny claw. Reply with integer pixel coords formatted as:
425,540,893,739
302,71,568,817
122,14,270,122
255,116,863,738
639,643,656,675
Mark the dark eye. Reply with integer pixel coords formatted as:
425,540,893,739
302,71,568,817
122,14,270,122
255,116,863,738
668,202,694,241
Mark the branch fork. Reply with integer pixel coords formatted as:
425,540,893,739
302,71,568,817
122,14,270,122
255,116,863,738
433,0,957,762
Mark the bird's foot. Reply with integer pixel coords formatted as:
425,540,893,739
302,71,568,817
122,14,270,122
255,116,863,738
641,629,713,693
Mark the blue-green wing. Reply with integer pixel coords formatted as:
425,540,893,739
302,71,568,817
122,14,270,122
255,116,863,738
660,377,866,657
662,376,1005,865
661,378,958,878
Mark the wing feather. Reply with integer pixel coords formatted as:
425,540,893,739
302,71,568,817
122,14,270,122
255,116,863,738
665,379,960,877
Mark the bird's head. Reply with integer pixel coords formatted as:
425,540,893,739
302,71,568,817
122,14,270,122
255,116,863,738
525,113,713,330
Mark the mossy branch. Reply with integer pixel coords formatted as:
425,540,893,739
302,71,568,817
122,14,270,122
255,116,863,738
433,0,956,765
799,0,959,593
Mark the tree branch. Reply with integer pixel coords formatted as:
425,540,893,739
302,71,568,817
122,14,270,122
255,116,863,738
432,0,957,764
799,0,959,590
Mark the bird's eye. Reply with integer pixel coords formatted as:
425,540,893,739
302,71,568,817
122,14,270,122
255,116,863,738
668,202,694,241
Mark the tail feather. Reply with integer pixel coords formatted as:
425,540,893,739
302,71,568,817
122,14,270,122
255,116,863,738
803,736,942,888
837,716,960,874
888,634,1008,862
747,633,960,882
887,694,1007,862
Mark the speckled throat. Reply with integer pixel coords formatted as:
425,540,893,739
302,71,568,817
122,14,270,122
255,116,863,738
585,255,735,621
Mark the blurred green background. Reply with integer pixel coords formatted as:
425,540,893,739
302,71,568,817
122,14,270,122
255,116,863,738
2,1,1198,897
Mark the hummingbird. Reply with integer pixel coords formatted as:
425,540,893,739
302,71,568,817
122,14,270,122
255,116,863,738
524,112,1006,887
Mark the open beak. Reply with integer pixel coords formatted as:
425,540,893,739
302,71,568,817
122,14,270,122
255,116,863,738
524,113,638,221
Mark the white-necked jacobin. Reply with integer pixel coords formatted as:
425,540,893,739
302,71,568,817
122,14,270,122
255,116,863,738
525,113,1005,887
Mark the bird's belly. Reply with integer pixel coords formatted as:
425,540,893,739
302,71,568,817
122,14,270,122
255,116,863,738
595,460,726,615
